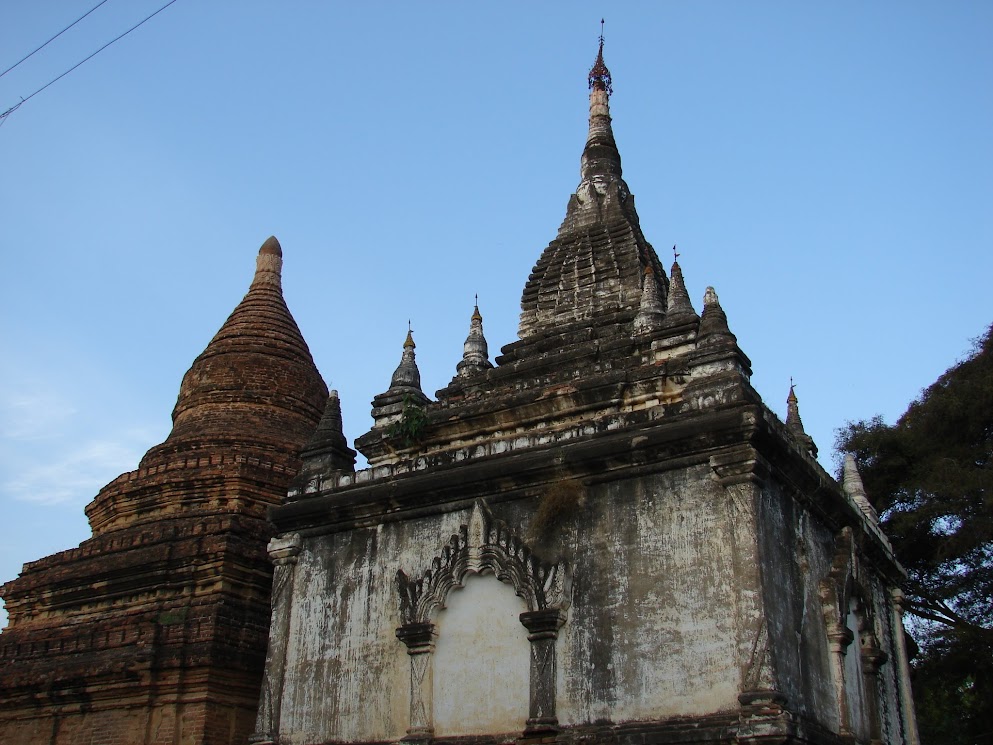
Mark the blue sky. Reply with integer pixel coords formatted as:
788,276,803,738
1,2,991,626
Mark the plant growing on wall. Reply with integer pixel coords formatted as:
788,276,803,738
386,395,428,448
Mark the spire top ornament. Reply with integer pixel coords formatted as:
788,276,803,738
589,20,612,97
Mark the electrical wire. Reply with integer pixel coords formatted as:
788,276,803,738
0,0,111,80
0,0,180,124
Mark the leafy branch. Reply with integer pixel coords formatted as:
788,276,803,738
386,395,428,448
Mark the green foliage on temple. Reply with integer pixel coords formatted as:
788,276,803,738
387,395,429,449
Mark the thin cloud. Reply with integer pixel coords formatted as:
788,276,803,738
2,434,151,506
0,390,78,440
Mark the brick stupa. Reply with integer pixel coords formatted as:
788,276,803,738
0,237,329,745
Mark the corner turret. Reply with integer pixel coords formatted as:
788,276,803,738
697,287,737,348
456,302,493,378
843,454,879,524
367,329,430,430
299,390,357,473
785,383,818,458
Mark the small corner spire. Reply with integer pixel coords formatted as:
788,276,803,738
697,286,737,345
842,454,879,524
662,248,699,329
634,264,666,334
391,325,423,390
300,389,357,471
785,380,818,458
457,299,493,378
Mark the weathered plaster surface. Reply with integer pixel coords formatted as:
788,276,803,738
558,468,739,725
279,511,469,743
432,573,530,735
275,464,751,742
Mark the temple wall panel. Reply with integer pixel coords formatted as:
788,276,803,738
276,463,748,742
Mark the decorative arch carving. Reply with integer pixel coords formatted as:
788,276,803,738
396,499,571,625
394,500,571,740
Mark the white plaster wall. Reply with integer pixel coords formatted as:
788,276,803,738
760,486,838,727
558,467,741,724
432,572,530,735
278,511,470,744
279,466,750,741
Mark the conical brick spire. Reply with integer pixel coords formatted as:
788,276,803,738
144,236,328,465
88,236,329,533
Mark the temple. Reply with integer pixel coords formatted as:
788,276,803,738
0,37,918,745
0,238,328,743
254,39,918,745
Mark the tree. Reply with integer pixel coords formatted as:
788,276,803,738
837,323,993,745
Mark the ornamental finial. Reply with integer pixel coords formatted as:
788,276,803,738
589,19,612,97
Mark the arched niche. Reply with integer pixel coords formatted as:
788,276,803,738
819,528,888,743
433,572,531,735
394,501,571,741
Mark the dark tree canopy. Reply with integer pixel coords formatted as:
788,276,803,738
837,323,993,745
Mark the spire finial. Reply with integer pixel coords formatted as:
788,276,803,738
404,323,415,350
252,235,283,289
589,20,612,97
672,244,680,262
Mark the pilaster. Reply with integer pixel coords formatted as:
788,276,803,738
250,534,302,745
395,622,437,743
520,608,567,734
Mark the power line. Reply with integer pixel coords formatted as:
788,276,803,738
0,0,112,80
0,0,181,124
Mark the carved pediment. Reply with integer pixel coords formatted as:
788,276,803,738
396,500,571,626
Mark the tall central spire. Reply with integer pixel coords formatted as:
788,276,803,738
583,24,621,182
518,30,667,339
